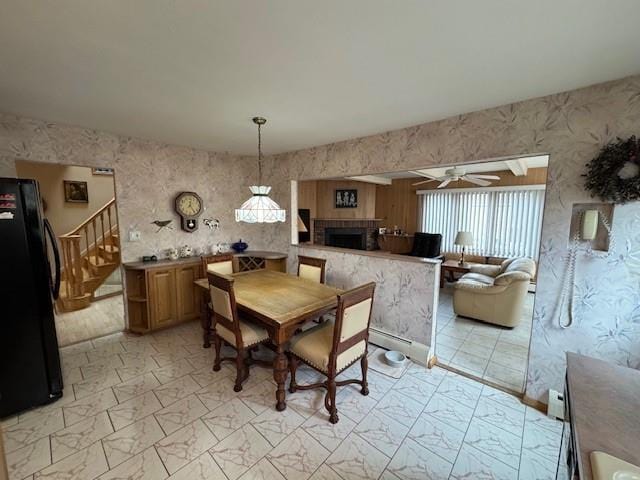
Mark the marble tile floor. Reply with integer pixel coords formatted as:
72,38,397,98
435,283,534,392
1,320,562,480
54,295,125,347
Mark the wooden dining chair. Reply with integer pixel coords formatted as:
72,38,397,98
201,253,235,347
208,272,270,392
202,253,235,275
288,282,376,423
297,255,327,283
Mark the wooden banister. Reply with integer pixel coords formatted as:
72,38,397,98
62,198,116,237
57,198,119,309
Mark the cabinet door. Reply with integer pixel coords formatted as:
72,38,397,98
176,264,201,321
149,269,177,329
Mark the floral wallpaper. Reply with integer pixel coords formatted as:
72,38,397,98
292,246,439,347
277,75,640,402
0,114,291,262
2,74,639,403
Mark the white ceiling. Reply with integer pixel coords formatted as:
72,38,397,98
1,1,639,155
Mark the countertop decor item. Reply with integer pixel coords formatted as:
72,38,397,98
384,350,406,368
584,135,640,204
175,191,203,232
235,117,286,223
179,245,193,258
231,239,248,253
167,247,179,260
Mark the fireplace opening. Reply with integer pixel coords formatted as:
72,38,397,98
324,227,367,250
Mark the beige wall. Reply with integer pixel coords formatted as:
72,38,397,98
15,161,116,239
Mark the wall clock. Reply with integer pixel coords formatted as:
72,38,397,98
175,191,203,232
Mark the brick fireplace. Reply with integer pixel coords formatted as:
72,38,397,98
313,219,381,251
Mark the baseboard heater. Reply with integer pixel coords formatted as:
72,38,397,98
369,327,430,366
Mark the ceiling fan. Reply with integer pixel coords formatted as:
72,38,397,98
412,167,500,188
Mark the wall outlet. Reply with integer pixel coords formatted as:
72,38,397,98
547,388,565,420
128,230,141,242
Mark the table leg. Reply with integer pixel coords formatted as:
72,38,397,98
273,344,288,411
440,269,445,288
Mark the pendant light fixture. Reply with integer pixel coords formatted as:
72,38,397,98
235,117,286,223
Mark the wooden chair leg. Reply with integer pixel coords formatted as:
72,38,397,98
327,376,338,424
289,355,298,393
212,333,222,372
360,354,369,396
234,349,245,392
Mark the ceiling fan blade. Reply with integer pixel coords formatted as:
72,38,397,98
437,179,452,189
410,170,439,180
467,174,500,180
464,176,491,186
412,179,437,186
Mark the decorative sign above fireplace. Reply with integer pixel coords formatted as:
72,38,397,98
335,189,358,208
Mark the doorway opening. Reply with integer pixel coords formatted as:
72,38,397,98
15,161,124,346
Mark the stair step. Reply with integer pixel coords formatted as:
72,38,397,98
98,245,120,254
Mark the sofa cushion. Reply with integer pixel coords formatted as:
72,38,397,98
468,264,501,277
494,271,532,286
500,257,536,276
458,272,495,286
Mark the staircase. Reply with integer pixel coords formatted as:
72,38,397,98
56,198,121,313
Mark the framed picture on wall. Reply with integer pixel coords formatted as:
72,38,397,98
64,181,89,203
335,189,357,208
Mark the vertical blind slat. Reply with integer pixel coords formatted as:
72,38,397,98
420,188,544,259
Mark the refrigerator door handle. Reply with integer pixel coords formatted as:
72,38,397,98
43,218,61,300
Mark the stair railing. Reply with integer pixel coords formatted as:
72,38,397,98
58,198,118,301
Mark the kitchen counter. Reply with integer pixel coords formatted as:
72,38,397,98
564,353,640,479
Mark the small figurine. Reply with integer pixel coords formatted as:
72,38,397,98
203,218,220,230
167,247,179,260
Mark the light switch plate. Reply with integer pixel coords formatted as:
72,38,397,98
128,230,141,242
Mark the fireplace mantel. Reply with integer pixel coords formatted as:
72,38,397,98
313,218,381,251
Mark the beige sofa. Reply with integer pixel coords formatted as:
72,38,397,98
452,257,536,327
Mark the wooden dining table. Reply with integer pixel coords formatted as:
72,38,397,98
194,269,342,411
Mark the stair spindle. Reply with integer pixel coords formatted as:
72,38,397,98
100,211,106,256
92,219,98,266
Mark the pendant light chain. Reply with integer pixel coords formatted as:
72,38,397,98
257,121,262,186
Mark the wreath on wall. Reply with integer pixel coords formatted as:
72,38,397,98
584,135,640,204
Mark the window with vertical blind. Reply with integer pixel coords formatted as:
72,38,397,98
418,186,545,259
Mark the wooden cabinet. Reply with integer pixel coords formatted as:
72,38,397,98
124,258,202,333
176,263,200,320
149,268,177,329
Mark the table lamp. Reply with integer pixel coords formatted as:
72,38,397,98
454,231,473,265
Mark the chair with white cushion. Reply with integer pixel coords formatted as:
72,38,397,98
202,253,234,275
208,272,270,392
288,282,376,424
297,255,326,283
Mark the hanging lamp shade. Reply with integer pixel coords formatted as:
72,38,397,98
235,117,286,224
235,186,286,223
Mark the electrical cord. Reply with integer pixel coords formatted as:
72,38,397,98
557,208,614,329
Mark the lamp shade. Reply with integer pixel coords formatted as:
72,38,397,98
454,231,474,246
297,215,308,233
235,186,286,223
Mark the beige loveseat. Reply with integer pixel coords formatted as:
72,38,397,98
452,257,536,327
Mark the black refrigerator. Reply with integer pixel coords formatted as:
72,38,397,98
0,178,63,418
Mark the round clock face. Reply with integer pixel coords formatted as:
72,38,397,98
176,193,202,217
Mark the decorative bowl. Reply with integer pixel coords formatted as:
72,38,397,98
231,239,248,253
384,350,407,368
